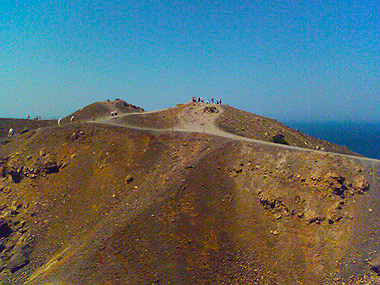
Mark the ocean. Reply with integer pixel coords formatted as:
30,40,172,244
285,121,380,159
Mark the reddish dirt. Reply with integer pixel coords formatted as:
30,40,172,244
0,101,378,284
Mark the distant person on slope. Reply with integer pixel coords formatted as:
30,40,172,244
58,118,62,125
8,128,14,137
70,116,75,122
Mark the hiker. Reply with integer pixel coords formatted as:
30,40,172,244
57,118,62,125
8,128,14,137
205,100,209,104
192,97,196,103
114,111,118,116
70,116,75,122
111,111,114,116
27,115,30,119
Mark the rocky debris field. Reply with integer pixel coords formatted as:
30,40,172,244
0,147,71,275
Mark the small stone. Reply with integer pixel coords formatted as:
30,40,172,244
125,175,134,184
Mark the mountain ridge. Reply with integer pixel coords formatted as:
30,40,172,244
0,100,379,284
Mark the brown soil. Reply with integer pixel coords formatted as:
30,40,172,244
217,105,357,155
0,118,54,139
113,105,183,129
63,99,144,123
0,101,378,284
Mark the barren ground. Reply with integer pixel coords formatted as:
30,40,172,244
0,101,379,284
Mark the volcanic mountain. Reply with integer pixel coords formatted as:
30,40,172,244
0,100,379,284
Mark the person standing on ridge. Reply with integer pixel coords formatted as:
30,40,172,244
8,128,14,137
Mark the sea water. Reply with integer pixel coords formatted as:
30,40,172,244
285,121,380,159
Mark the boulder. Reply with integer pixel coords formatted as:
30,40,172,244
353,175,370,192
203,106,219,113
8,242,31,273
125,175,134,184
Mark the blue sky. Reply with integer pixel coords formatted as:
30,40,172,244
0,1,379,121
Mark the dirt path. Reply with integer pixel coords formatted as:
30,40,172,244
88,104,380,164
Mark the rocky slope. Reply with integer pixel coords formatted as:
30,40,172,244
0,119,54,139
0,101,378,284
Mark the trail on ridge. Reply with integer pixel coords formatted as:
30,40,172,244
89,103,380,164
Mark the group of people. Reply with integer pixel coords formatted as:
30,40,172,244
111,111,118,117
27,115,41,120
192,97,222,104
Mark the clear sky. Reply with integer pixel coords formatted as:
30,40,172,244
1,1,379,121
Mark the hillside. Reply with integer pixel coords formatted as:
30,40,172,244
0,101,379,284
63,99,144,123
106,102,357,156
216,105,356,155
0,118,54,139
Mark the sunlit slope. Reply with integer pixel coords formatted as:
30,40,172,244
217,105,356,155
63,99,144,122
0,119,376,284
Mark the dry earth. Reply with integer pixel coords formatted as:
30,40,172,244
0,101,379,284
0,119,54,140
